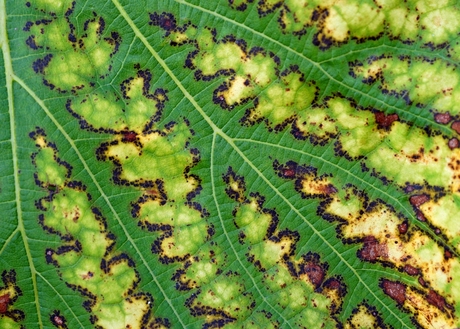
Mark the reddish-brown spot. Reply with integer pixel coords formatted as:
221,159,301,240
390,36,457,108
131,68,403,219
53,315,64,326
282,168,296,178
318,184,338,195
358,236,388,262
324,278,341,290
448,138,459,149
451,121,460,134
426,290,448,311
398,222,408,234
145,189,159,196
381,279,406,305
0,293,10,314
409,194,430,208
418,276,427,287
404,264,419,276
375,111,398,128
444,249,453,259
434,112,452,124
304,262,325,288
415,210,426,222
122,131,137,143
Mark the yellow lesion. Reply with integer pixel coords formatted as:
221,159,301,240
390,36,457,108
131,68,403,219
234,199,271,244
221,170,344,327
419,194,460,252
345,304,386,329
33,0,74,15
105,122,197,200
27,4,117,92
326,187,460,325
32,131,166,329
34,147,68,187
160,222,208,259
353,57,460,115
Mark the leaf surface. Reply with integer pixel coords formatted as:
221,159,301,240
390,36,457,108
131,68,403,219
1,0,460,328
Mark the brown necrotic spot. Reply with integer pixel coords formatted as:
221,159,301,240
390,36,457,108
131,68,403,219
448,137,459,149
451,121,460,134
426,290,450,312
357,236,388,262
304,261,325,289
381,279,406,305
398,221,408,234
434,112,452,124
0,293,9,314
403,264,419,276
122,130,137,143
374,111,399,129
409,194,430,208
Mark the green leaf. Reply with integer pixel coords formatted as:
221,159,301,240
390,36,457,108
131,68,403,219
2,0,460,328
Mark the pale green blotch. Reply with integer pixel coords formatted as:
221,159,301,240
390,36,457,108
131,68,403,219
193,31,243,76
334,1,385,38
295,108,337,140
299,306,336,329
29,12,115,92
322,1,383,42
95,301,148,329
60,257,103,291
263,266,294,293
325,188,363,221
327,97,382,157
44,188,101,237
420,195,460,252
185,246,224,287
80,228,111,258
54,249,81,268
385,7,419,40
234,201,271,244
329,98,371,130
217,76,255,105
355,58,460,115
242,53,276,87
238,312,279,329
280,0,315,33
33,0,74,14
199,275,254,319
256,72,317,125
368,123,451,186
161,222,208,258
34,147,67,187
46,52,93,90
76,92,125,131
97,262,136,303
251,238,288,269
420,7,460,44
140,200,202,226
123,76,164,130
30,19,70,52
107,123,197,199
83,20,113,70
0,318,21,329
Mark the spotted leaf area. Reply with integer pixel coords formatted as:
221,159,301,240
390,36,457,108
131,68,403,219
0,270,25,329
2,0,460,328
30,128,169,329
